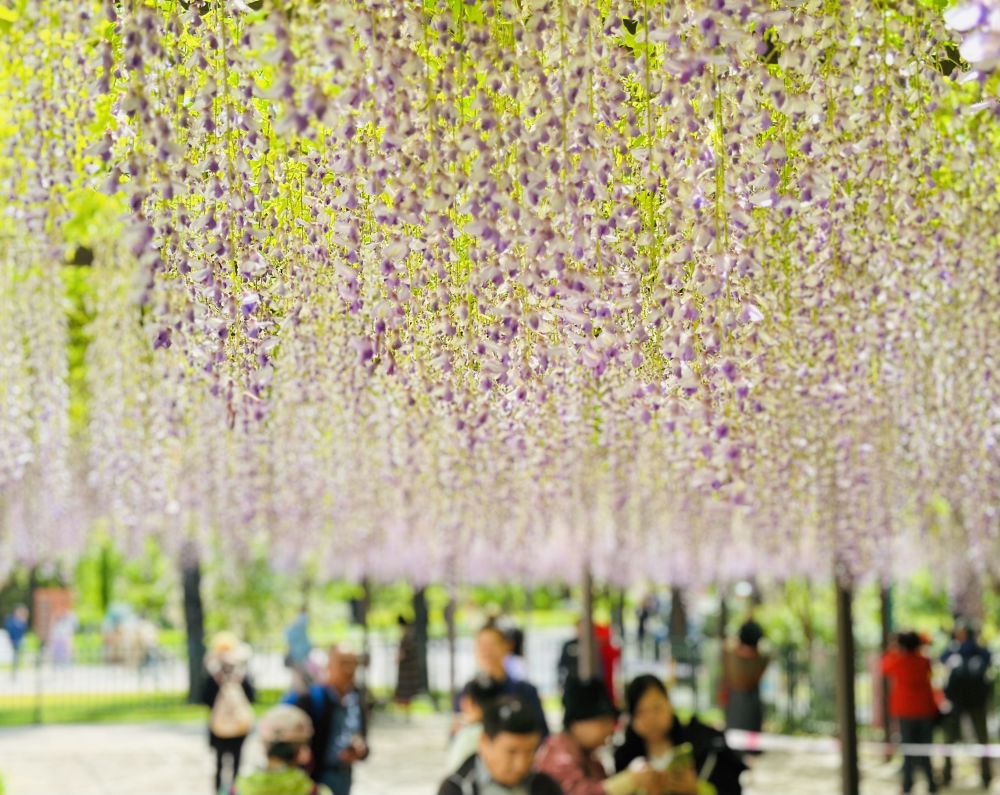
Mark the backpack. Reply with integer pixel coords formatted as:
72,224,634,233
944,651,992,708
211,678,255,738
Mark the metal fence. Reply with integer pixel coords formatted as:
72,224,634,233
0,629,885,730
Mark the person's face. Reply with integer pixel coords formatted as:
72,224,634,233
478,731,541,787
475,630,507,676
15,607,28,622
631,687,674,742
569,716,616,752
328,650,358,690
956,627,969,643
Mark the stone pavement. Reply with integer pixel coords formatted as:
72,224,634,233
0,713,995,795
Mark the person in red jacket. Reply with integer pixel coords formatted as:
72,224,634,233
880,631,939,795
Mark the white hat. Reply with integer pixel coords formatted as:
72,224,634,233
258,704,314,745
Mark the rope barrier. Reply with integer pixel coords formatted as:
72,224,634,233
725,729,1000,758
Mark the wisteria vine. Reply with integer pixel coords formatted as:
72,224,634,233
2,0,999,590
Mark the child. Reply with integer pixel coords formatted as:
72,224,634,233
231,704,332,795
447,677,504,772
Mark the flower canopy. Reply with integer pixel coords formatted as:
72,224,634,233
2,0,999,587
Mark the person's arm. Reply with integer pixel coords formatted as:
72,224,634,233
201,674,218,707
446,725,479,772
694,723,746,795
243,675,256,704
524,683,550,738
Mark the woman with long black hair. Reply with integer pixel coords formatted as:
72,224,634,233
614,675,746,795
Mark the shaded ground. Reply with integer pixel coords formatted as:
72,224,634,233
0,713,993,795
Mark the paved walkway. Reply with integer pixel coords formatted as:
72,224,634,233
0,714,994,794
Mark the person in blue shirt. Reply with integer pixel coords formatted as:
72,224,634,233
473,623,549,738
4,605,29,678
285,606,313,693
284,644,368,795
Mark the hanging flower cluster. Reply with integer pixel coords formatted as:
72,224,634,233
2,0,999,589
946,1,1000,71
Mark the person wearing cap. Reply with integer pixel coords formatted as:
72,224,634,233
284,643,368,795
534,678,658,795
439,696,562,795
881,630,939,795
202,632,256,795
231,704,332,795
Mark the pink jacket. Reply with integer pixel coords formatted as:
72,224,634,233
534,733,608,795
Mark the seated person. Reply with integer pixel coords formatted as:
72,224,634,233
614,675,746,795
447,677,505,772
535,677,658,795
439,696,562,795
232,704,333,795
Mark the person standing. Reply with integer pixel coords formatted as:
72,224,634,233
285,605,313,694
637,595,657,655
881,631,939,795
474,623,549,737
722,620,769,736
49,608,76,666
395,615,423,717
285,644,369,795
558,620,602,693
202,632,256,795
940,622,993,790
595,624,621,709
4,605,29,679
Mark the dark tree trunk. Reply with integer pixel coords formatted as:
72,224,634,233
446,594,457,706
413,586,430,693
836,581,860,795
879,585,893,758
669,586,688,646
579,569,596,680
611,588,626,643
99,541,114,614
181,546,206,705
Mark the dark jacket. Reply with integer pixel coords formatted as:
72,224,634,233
614,716,746,795
941,638,993,708
557,639,605,692
438,754,562,795
502,677,549,738
286,684,369,779
453,676,549,738
201,671,256,745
